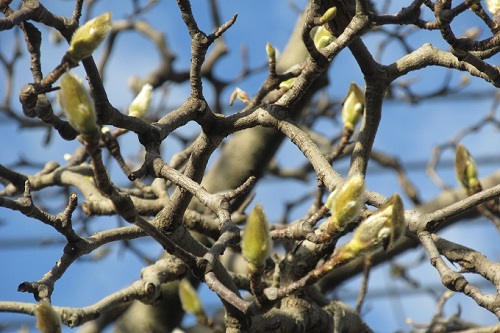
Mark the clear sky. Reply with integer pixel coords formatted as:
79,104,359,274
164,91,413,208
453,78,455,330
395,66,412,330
1,1,499,332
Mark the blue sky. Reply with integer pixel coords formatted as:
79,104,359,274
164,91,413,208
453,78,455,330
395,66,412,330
1,1,500,332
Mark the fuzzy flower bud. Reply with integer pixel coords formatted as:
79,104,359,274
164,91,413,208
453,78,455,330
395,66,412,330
67,12,112,62
241,204,271,270
326,174,365,230
179,279,205,318
57,72,97,135
342,83,365,131
313,26,336,49
35,300,61,333
128,84,153,120
266,42,276,62
455,144,481,194
338,194,404,260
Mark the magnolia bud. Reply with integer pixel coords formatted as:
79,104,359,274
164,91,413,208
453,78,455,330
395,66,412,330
241,204,271,271
337,194,404,260
279,64,301,91
313,26,335,49
229,87,250,105
179,279,205,317
35,300,61,333
320,7,337,24
128,84,153,120
357,194,404,251
67,12,112,62
266,42,276,62
342,83,365,131
325,174,365,229
57,72,97,135
455,144,481,194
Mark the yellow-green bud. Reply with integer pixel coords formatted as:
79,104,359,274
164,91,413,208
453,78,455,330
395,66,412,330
35,300,61,333
342,83,365,131
179,279,205,317
325,174,365,229
241,204,271,270
266,42,276,62
313,26,336,49
57,72,97,135
320,7,337,24
67,12,112,62
455,144,480,193
128,83,153,120
279,64,301,91
341,194,404,259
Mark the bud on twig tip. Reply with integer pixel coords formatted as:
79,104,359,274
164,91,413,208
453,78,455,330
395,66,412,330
57,72,97,135
67,12,112,62
342,83,365,131
128,83,153,120
266,42,276,62
313,26,335,49
320,7,337,24
325,174,365,230
455,144,480,193
241,203,271,271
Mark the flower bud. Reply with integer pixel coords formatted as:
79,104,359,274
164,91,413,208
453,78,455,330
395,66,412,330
279,64,301,91
35,300,61,333
455,144,481,194
342,83,365,131
313,26,335,49
179,279,205,317
67,12,112,62
266,42,276,62
57,72,97,135
338,194,405,260
128,84,153,120
241,204,271,270
325,174,365,230
320,7,337,24
229,87,250,105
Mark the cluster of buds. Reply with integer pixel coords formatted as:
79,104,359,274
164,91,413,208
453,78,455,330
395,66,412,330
455,144,481,195
341,83,365,131
67,12,112,63
335,194,405,261
314,7,336,49
241,204,271,272
57,72,98,136
313,26,335,50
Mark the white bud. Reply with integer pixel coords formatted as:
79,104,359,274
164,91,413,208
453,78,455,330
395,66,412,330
128,84,153,119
